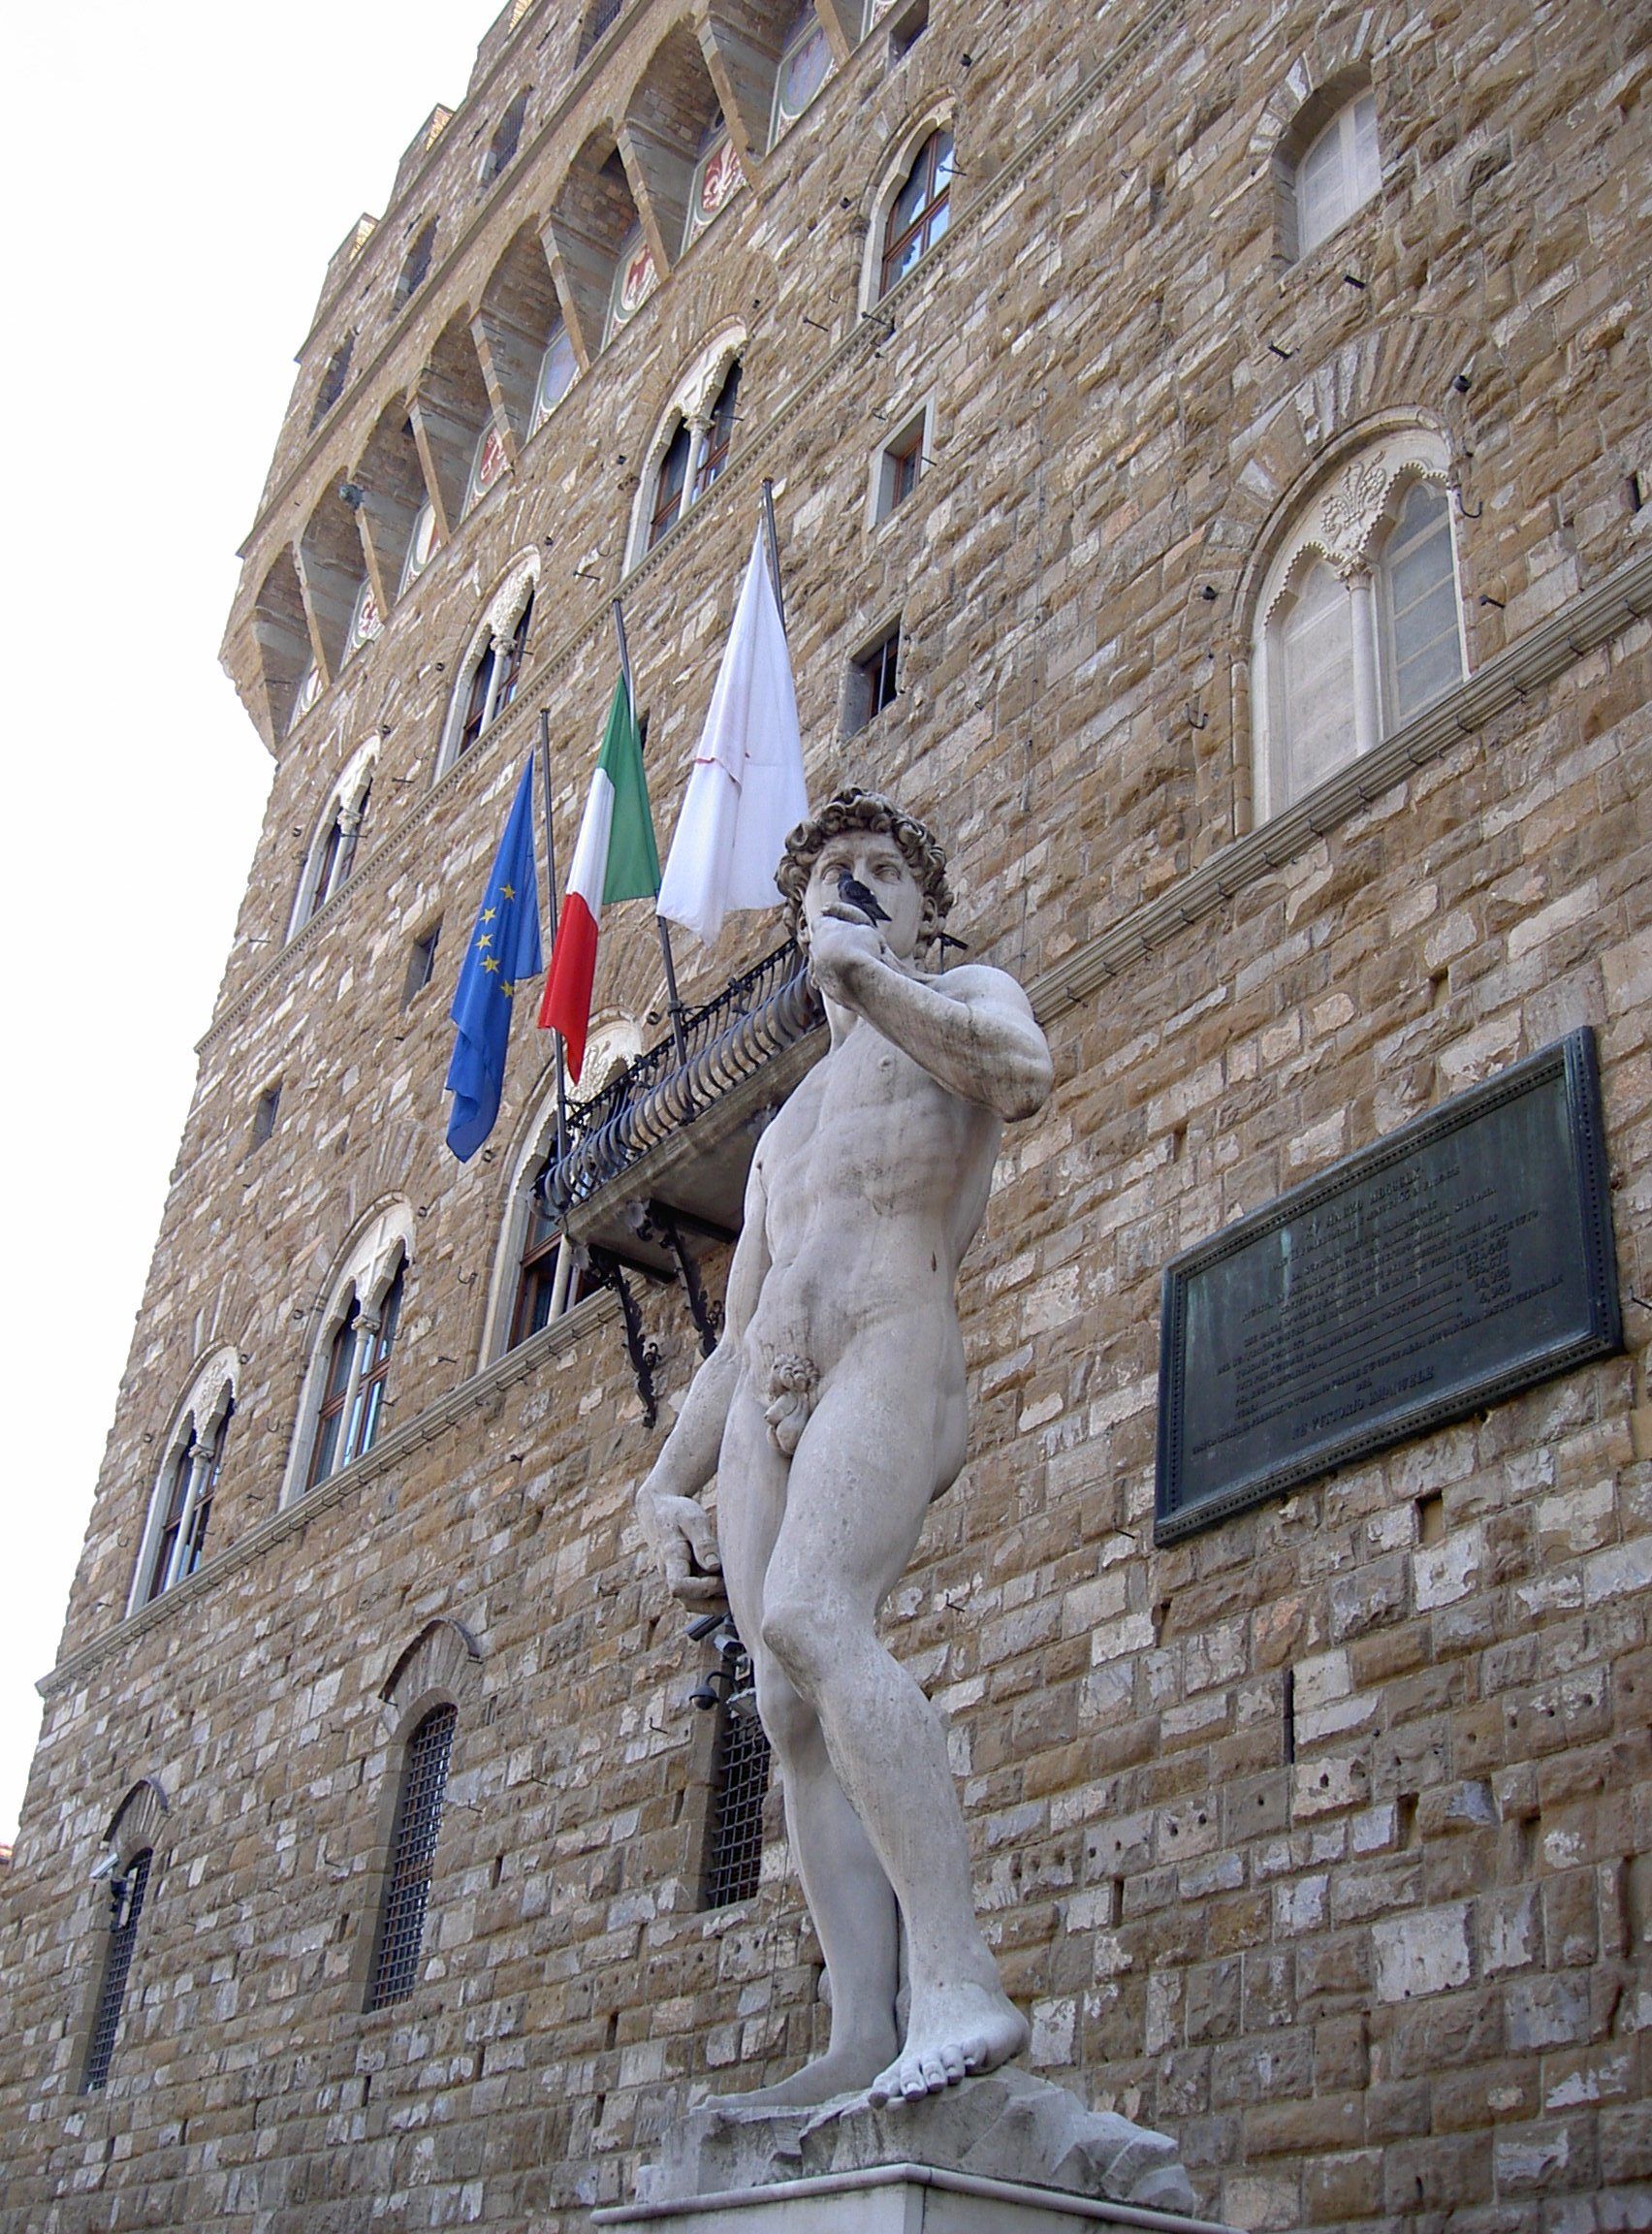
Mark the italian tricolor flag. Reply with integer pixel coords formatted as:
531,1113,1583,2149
538,674,660,1081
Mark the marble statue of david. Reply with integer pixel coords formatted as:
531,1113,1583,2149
636,787,1053,2111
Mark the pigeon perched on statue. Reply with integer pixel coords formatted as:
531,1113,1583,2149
836,869,891,924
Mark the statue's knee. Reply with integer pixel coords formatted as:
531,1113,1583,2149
759,1598,834,1694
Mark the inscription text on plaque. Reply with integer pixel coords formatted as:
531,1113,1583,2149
1156,1030,1620,1542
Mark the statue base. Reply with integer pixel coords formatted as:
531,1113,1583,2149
594,2068,1233,2234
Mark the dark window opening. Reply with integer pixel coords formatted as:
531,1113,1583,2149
881,415,926,516
483,89,528,183
181,1406,230,1583
310,336,355,431
146,1450,192,1607
396,219,438,306
459,595,534,759
367,1706,457,2007
83,1848,152,2091
879,128,954,298
509,1197,589,1348
307,1301,360,1490
849,623,901,731
650,421,692,548
702,1644,770,1909
888,0,929,61
692,362,742,500
252,1082,282,1150
354,1264,404,1459
403,922,442,1005
577,0,623,59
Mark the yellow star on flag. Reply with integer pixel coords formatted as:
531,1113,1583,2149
483,956,500,973
501,883,517,902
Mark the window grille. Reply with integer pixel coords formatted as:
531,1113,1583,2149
367,1705,457,2008
83,1848,151,2091
702,1646,770,1909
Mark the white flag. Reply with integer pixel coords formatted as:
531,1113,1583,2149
657,525,809,947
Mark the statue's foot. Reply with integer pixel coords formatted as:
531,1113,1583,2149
716,2042,894,2109
867,1986,1029,2107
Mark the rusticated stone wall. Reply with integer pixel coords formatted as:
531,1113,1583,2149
2,0,1648,2227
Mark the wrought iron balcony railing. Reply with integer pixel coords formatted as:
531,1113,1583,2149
539,939,823,1221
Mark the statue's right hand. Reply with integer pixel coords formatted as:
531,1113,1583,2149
636,1484,725,1606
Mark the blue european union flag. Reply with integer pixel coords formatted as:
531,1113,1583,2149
444,753,544,1162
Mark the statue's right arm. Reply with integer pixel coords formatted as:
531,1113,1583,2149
633,1152,771,1605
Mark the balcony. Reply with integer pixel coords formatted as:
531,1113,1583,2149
540,939,824,1277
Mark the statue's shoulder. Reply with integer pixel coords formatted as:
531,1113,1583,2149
935,960,1036,1011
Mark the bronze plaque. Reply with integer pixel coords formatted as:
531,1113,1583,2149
1156,1030,1620,1542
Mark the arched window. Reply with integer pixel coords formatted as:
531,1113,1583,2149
1290,90,1380,258
768,8,832,147
367,1704,457,2008
129,1353,238,1614
692,360,741,500
1252,431,1466,820
143,1405,230,1606
289,745,377,939
305,1259,404,1492
533,321,579,429
482,1054,633,1361
344,576,383,657
83,1847,152,2090
459,592,534,759
878,128,954,298
649,419,693,548
631,338,747,565
285,1205,415,1506
436,561,540,778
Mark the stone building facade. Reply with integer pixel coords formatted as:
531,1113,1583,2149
3,0,1650,2225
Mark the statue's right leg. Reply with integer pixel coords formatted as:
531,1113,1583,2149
715,1395,900,2106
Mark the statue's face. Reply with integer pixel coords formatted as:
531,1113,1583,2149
803,826,930,962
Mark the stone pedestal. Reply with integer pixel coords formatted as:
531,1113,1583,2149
597,2069,1235,2234
593,2159,1234,2233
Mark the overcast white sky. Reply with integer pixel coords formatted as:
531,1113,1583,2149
1,0,502,1847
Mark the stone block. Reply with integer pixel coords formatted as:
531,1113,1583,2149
1372,1904,1474,2003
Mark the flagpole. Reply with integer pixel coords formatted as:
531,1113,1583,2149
537,712,569,1167
536,713,575,1319
612,598,690,1069
760,479,786,634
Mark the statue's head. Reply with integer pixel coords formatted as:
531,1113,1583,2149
776,787,954,955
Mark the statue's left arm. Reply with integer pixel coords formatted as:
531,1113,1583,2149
811,918,1053,1122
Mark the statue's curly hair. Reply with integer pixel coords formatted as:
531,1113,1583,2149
775,787,953,949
